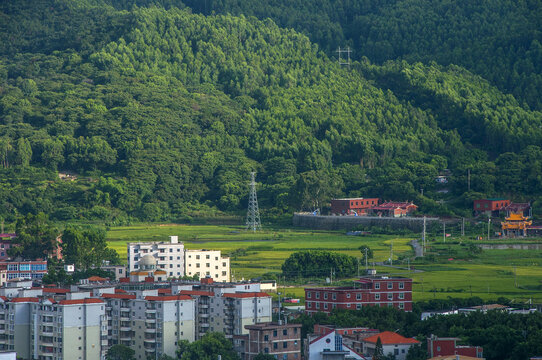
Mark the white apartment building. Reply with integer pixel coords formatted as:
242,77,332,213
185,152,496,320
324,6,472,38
185,249,230,282
127,236,231,282
127,236,185,277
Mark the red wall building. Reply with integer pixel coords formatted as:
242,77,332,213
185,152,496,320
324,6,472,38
473,198,510,216
0,234,16,260
370,202,418,217
305,276,413,314
427,335,483,358
330,198,380,216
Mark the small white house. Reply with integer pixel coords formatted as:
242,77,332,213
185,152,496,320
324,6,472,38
362,331,419,360
308,330,366,360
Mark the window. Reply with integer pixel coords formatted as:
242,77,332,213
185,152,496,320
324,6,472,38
375,294,380,300
283,329,288,336
356,293,361,300
323,293,328,300
273,343,278,350
399,282,404,289
315,293,320,299
196,255,200,260
399,303,404,309
356,304,361,310
315,303,320,309
169,256,173,260
222,262,227,267
283,342,287,349
388,303,393,307
273,330,277,337
323,303,328,309
346,304,351,308
206,255,210,259
387,282,393,289
399,293,404,300
307,292,312,299
346,294,350,298
206,263,210,268
388,293,393,300
169,249,173,252
264,335,269,341
264,348,269,354
375,282,380,289
332,293,336,300
394,349,399,355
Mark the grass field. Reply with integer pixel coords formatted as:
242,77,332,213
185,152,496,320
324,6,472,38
106,224,542,303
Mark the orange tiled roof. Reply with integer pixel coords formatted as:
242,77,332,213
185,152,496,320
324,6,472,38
364,331,420,345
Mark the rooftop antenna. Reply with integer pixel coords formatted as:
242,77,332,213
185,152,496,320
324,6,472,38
246,172,262,232
336,47,352,68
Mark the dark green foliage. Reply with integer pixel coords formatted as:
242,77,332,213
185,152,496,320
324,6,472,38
8,213,59,259
62,226,120,269
176,332,240,360
253,354,276,360
0,0,541,222
106,344,135,360
281,250,357,279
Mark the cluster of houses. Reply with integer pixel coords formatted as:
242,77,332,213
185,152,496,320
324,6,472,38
330,198,418,217
473,199,542,237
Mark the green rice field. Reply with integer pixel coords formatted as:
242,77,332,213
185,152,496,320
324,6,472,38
106,224,542,303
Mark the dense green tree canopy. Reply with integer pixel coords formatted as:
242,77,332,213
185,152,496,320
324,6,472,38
0,0,541,223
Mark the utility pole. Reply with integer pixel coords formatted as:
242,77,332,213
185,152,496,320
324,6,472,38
357,258,360,277
488,218,491,240
443,222,446,243
467,169,471,191
246,172,262,232
390,240,393,266
364,248,368,271
335,47,352,68
461,217,465,237
422,216,426,256
330,268,333,285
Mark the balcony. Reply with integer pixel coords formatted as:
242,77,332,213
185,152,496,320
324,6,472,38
144,338,156,343
145,327,156,333
199,323,209,328
119,336,132,342
40,331,54,337
145,308,156,314
120,326,131,332
199,313,209,318
145,318,156,324
199,304,209,309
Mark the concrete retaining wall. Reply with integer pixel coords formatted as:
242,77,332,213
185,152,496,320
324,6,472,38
292,213,439,231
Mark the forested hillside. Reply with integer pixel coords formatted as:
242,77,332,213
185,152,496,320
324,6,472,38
187,0,542,111
0,0,541,224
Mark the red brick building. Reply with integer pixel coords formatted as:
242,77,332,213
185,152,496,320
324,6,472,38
330,198,380,216
427,335,483,358
369,202,418,217
234,322,301,360
305,276,412,314
473,198,510,217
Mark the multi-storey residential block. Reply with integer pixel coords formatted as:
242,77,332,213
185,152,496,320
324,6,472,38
0,259,47,281
127,236,185,277
185,249,230,282
234,322,302,360
0,296,107,360
305,276,413,314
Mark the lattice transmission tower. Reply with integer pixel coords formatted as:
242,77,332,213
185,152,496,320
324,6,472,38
246,172,262,232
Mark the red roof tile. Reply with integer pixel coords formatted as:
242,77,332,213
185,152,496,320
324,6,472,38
58,298,104,305
115,289,127,293
179,290,214,297
158,288,172,294
363,331,420,345
11,297,40,303
42,288,70,294
223,292,270,298
145,295,193,301
101,293,136,300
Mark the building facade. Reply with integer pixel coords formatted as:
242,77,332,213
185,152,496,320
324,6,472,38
305,277,413,314
369,202,418,217
127,236,185,277
362,331,419,360
307,330,365,360
330,198,380,216
473,198,510,217
427,335,483,358
185,249,230,282
0,260,47,281
235,323,302,360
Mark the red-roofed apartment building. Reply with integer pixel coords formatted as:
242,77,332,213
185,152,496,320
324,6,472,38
305,276,413,314
427,335,484,358
331,198,380,216
362,331,419,360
